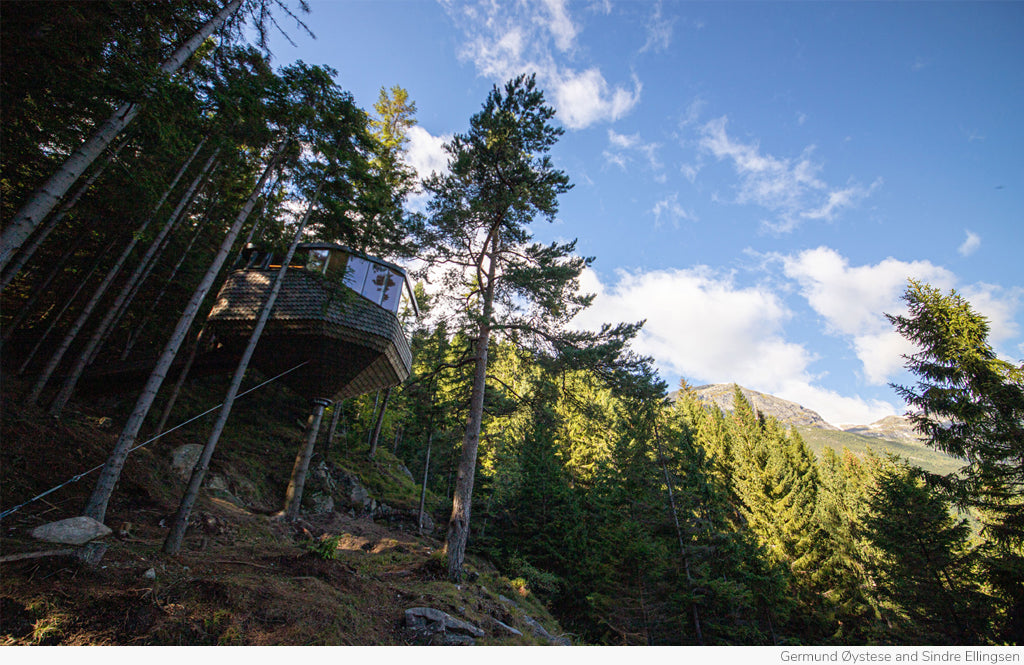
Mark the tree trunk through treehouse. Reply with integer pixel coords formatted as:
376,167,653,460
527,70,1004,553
163,183,323,553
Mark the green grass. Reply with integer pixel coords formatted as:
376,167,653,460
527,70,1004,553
796,427,964,475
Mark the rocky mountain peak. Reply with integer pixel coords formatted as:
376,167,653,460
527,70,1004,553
673,383,839,431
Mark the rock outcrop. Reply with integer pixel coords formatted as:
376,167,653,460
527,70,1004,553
404,606,485,645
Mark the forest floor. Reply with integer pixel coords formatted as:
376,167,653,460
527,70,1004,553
0,374,564,646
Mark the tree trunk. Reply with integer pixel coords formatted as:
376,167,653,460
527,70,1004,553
152,327,207,437
163,184,322,553
48,149,218,416
26,140,205,406
82,142,285,523
652,419,704,645
282,400,329,521
104,168,218,363
0,0,243,272
327,402,342,447
121,210,209,360
367,386,391,459
392,424,403,455
1,240,79,349
233,173,282,264
0,133,130,292
15,239,117,375
445,232,499,581
418,430,433,536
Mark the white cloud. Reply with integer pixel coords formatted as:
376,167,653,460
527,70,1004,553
540,0,577,52
778,247,1024,387
572,266,901,425
782,247,957,385
699,116,877,232
853,330,917,385
782,247,955,337
958,229,981,256
552,69,642,130
802,180,882,221
679,97,705,129
773,381,901,428
404,126,451,182
444,1,641,129
961,282,1024,354
403,125,452,212
651,193,695,228
573,266,810,393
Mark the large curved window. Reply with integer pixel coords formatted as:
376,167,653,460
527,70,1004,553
303,246,411,314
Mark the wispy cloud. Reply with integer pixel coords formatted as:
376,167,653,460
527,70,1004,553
640,1,675,54
958,229,981,256
442,0,641,129
651,193,695,228
603,129,662,171
699,116,878,232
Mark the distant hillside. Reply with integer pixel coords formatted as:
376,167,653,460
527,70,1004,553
843,415,923,443
671,383,963,476
795,426,963,476
673,383,838,430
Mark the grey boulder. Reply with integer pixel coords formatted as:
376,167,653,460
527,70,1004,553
31,516,112,545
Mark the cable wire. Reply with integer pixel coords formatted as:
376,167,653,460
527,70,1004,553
0,359,309,522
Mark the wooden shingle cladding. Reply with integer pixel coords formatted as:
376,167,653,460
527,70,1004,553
207,268,412,402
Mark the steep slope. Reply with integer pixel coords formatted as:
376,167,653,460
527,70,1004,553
0,374,567,646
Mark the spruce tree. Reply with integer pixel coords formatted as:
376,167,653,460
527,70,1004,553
861,459,992,643
888,280,1024,640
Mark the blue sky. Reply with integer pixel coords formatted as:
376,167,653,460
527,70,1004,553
263,0,1023,426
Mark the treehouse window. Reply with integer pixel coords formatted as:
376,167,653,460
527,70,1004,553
342,256,370,295
363,263,390,306
306,248,330,274
296,244,417,316
381,271,402,311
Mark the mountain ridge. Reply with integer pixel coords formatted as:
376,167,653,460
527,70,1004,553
671,383,839,430
669,383,961,475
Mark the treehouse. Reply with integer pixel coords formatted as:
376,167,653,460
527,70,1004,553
205,243,418,403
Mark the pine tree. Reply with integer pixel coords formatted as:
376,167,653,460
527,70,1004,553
418,74,643,580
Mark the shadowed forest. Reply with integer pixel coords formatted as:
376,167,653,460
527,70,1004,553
2,1,1022,646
